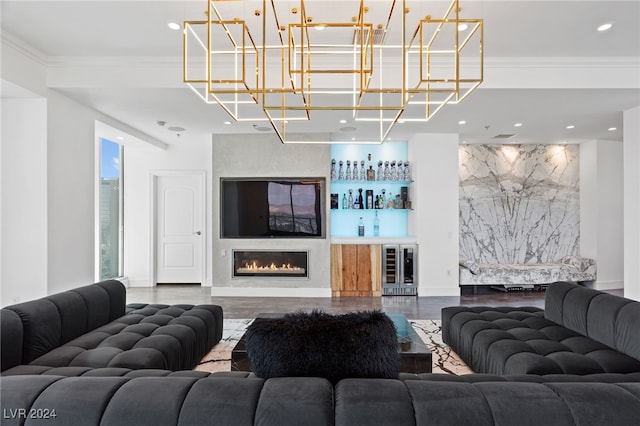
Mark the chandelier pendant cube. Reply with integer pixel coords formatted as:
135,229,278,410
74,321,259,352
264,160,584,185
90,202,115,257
183,0,483,143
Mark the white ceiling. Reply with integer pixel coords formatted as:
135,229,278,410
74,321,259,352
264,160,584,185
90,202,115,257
1,0,639,146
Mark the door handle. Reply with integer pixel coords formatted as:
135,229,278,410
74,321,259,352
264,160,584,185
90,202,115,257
194,231,201,235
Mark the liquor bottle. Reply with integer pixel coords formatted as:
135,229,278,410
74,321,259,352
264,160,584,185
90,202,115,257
342,193,348,209
338,160,345,180
377,161,384,180
345,160,352,181
330,159,337,180
373,211,380,237
348,189,354,209
366,189,373,209
381,189,386,209
367,165,375,181
357,188,364,210
352,160,358,181
388,192,395,209
358,217,365,237
360,160,366,181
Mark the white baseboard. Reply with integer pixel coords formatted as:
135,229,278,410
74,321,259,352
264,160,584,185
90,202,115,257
418,286,460,297
211,287,331,297
592,280,623,291
127,279,151,288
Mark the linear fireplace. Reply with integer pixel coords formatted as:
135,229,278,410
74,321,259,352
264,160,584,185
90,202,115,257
233,250,308,278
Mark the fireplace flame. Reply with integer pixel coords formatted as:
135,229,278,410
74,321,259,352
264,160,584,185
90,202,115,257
243,261,303,272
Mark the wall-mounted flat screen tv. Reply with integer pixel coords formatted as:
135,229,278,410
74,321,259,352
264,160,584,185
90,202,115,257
221,178,325,238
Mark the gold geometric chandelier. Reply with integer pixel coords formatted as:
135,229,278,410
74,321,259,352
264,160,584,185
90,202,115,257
184,0,483,143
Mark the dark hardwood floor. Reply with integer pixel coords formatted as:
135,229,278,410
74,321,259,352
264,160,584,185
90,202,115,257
126,285,564,320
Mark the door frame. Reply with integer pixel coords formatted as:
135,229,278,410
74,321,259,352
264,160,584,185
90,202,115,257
149,170,207,287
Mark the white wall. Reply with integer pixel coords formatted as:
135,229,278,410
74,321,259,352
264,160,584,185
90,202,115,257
624,106,640,301
211,133,332,297
580,140,624,290
1,98,48,306
123,141,212,287
1,40,166,297
45,91,99,293
408,134,460,296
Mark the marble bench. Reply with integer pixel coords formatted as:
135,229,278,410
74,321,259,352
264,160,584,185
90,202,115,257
459,255,596,291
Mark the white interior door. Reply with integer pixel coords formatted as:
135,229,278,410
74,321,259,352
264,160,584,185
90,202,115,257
156,174,203,284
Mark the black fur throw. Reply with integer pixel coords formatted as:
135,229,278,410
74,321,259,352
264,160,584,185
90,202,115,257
245,310,400,383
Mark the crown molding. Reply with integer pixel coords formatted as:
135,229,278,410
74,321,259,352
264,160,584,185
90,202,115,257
46,56,183,68
42,54,640,71
1,31,48,66
486,56,640,69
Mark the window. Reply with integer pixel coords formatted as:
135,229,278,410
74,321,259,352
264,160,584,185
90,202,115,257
99,138,123,280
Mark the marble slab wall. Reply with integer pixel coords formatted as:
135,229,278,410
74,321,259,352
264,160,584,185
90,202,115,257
459,144,580,264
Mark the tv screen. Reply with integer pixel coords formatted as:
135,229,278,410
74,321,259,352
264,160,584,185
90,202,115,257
221,178,325,238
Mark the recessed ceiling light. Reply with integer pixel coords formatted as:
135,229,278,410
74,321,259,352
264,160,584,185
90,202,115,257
168,126,186,132
351,137,356,141
168,22,181,31
457,23,468,32
458,120,466,125
513,123,523,127
116,136,124,140
566,125,575,129
224,121,231,125
339,119,347,124
398,119,406,124
315,25,326,31
597,23,613,32
608,127,617,131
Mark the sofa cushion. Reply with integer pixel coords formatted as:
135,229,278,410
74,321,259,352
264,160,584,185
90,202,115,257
257,378,334,426
71,283,115,330
245,310,400,384
101,377,198,426
179,377,265,425
45,291,89,344
336,378,415,426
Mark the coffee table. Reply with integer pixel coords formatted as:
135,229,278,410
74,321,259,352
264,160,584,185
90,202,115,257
231,312,432,374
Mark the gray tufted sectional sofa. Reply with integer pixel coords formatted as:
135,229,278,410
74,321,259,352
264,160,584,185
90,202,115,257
1,372,640,425
3,280,640,425
1,280,223,375
442,281,640,375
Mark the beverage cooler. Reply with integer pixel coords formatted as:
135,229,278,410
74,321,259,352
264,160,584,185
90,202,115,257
382,245,418,296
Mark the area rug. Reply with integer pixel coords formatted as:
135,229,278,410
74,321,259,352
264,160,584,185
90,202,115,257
195,319,472,375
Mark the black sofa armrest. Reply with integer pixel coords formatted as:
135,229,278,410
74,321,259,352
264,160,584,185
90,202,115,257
1,309,23,371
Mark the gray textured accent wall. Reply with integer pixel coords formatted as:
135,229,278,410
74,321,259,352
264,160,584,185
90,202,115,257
459,144,580,264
